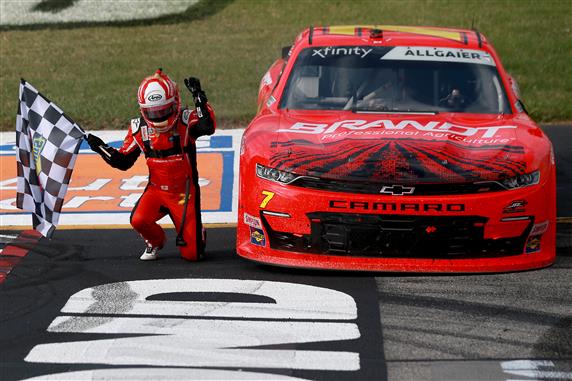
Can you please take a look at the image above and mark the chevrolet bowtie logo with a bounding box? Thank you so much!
[380,185,415,195]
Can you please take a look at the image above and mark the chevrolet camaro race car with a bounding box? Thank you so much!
[236,25,556,272]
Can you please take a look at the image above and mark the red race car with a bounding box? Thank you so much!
[237,25,556,272]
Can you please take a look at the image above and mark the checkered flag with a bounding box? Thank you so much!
[16,79,85,238]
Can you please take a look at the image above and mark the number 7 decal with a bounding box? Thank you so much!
[260,191,275,208]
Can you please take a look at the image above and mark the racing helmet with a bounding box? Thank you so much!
[137,69,181,132]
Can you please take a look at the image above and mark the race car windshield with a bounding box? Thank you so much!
[280,46,512,114]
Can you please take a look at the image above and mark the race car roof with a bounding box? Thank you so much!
[297,25,489,50]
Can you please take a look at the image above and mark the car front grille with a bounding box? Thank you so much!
[290,177,506,195]
[263,213,531,258]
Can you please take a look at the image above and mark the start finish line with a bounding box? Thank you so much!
[0,130,243,227]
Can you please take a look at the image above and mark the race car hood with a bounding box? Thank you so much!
[257,110,550,184]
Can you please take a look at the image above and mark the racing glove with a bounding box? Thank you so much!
[184,77,208,105]
[86,133,107,153]
[86,133,139,171]
[184,77,214,137]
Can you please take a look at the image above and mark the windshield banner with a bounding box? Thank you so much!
[381,46,495,66]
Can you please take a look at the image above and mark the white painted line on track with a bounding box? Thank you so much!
[23,368,310,381]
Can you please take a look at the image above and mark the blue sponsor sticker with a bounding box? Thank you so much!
[250,227,266,247]
[525,236,541,254]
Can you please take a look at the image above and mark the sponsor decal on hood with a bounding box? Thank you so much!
[269,116,527,184]
[277,119,517,144]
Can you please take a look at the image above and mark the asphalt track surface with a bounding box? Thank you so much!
[1,125,571,381]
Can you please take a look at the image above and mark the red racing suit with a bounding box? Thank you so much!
[97,106,216,260]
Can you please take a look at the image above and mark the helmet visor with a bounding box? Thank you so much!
[142,102,177,123]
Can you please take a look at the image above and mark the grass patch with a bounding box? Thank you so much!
[1,0,570,131]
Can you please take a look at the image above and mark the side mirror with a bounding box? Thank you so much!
[281,46,292,60]
[507,74,521,99]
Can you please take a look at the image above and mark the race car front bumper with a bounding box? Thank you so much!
[236,168,556,273]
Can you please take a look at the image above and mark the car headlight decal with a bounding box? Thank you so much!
[256,163,298,184]
[500,170,540,190]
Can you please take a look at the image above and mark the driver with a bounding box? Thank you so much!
[440,88,466,110]
[86,69,216,261]
[361,68,398,110]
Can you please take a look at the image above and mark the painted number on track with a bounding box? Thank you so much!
[24,278,360,380]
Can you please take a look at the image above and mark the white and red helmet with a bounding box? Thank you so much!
[137,69,181,132]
